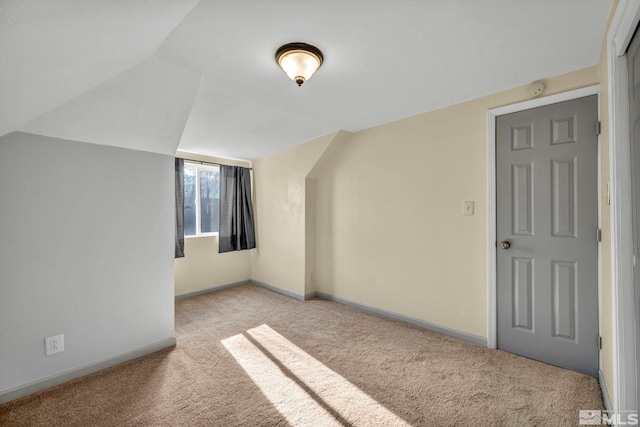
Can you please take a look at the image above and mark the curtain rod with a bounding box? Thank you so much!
[181,157,252,171]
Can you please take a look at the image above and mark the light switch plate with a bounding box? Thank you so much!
[463,201,474,216]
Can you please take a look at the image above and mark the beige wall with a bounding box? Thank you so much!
[174,151,252,296]
[250,132,341,296]
[175,236,252,296]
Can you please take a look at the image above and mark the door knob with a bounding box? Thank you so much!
[500,241,511,249]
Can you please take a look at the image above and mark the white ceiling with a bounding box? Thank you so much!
[1,0,613,160]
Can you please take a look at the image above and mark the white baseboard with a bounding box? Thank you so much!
[0,337,176,405]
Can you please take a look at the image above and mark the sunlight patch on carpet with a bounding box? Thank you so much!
[221,333,342,426]
[224,324,411,426]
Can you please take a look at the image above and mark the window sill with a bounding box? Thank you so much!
[185,233,219,239]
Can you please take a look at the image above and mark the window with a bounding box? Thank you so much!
[184,163,220,237]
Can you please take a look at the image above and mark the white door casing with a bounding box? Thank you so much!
[607,0,640,413]
[487,85,600,352]
[495,95,599,376]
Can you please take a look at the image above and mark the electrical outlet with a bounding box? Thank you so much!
[45,334,64,356]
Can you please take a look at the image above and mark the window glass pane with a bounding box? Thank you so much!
[183,165,197,236]
[200,168,219,233]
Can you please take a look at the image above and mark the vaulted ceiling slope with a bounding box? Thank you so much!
[1,1,613,160]
[0,0,200,155]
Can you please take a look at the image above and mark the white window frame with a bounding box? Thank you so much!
[184,162,220,238]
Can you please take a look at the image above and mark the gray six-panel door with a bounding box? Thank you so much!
[496,95,599,377]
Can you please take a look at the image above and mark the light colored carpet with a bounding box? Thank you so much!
[0,284,604,426]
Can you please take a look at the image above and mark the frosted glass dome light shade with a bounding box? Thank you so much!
[276,43,324,86]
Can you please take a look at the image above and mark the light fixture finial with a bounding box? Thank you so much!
[276,42,324,87]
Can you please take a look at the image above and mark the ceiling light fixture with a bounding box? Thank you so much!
[275,42,324,87]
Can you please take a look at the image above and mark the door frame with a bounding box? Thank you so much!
[487,91,602,375]
[607,0,640,413]
[486,85,601,349]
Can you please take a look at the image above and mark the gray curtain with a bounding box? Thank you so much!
[175,158,185,258]
[219,165,255,253]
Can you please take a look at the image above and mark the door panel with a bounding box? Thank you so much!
[551,157,577,237]
[496,95,598,376]
[512,257,533,331]
[551,260,576,341]
[513,163,533,236]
